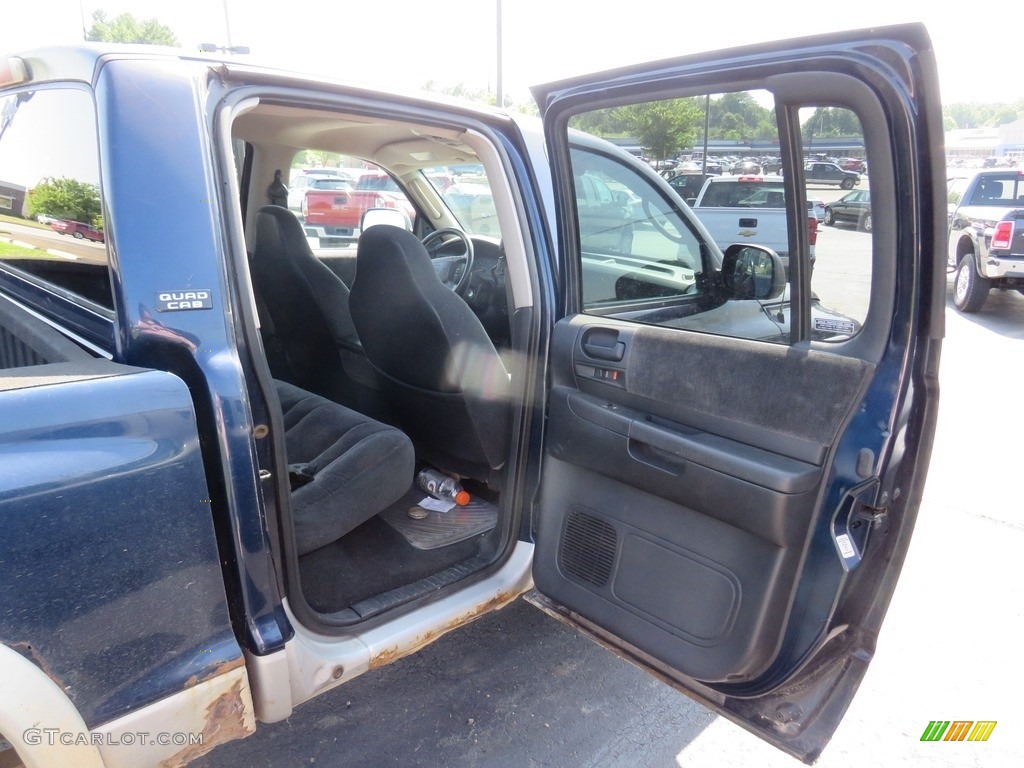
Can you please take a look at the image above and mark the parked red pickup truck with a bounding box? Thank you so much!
[301,171,416,246]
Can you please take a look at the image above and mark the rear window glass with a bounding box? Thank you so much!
[700,180,786,207]
[967,175,1024,205]
[357,175,402,192]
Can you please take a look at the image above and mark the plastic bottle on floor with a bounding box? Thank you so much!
[416,468,471,506]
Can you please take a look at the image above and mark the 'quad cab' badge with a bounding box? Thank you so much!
[156,289,213,311]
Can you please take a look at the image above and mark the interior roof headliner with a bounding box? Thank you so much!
[232,102,482,170]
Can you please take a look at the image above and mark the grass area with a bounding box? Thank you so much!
[0,240,61,260]
[0,213,49,230]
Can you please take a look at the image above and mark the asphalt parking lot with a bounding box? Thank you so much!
[192,200,1024,768]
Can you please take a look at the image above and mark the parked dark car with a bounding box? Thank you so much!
[805,161,860,189]
[731,159,762,175]
[824,189,872,231]
[667,173,714,203]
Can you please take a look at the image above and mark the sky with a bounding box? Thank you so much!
[2,1,1022,107]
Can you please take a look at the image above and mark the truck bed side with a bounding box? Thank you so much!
[0,295,247,728]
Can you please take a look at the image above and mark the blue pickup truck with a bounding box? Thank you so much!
[0,26,946,768]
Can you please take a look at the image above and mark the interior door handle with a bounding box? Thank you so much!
[583,340,625,361]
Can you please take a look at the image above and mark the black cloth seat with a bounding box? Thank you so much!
[251,206,364,406]
[275,379,414,555]
[348,225,511,484]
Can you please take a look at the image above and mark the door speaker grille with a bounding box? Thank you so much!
[559,509,617,587]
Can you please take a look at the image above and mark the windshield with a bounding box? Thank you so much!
[424,165,501,238]
[569,144,710,308]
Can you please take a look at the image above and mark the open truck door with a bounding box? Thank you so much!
[528,24,945,763]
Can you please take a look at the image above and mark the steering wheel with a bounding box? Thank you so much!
[422,228,474,294]
[642,198,686,243]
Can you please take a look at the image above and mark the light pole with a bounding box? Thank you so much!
[223,0,234,49]
[702,94,711,175]
[201,1,249,55]
[496,0,503,109]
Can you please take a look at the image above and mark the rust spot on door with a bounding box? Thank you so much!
[370,591,519,669]
[158,679,254,768]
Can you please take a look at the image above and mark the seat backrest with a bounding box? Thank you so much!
[978,180,1004,202]
[251,205,357,397]
[349,225,511,481]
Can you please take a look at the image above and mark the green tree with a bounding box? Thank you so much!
[990,106,1020,127]
[707,93,777,141]
[291,150,345,169]
[612,98,703,160]
[27,178,103,228]
[569,107,631,137]
[87,10,179,46]
[801,107,862,138]
[942,100,1024,129]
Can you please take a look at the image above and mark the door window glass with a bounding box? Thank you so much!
[802,107,872,331]
[566,91,875,344]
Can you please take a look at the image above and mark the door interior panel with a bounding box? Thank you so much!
[547,390,820,547]
[534,316,872,683]
[555,317,873,463]
[621,325,870,446]
[537,457,801,682]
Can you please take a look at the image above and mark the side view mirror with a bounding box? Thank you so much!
[360,207,412,233]
[720,244,786,301]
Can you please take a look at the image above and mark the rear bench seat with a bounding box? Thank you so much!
[275,379,414,555]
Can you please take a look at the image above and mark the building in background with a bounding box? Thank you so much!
[0,180,26,217]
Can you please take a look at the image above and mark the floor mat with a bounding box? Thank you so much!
[380,487,498,550]
[298,516,483,613]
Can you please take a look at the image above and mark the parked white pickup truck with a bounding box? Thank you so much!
[690,175,816,269]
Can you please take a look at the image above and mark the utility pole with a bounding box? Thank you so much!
[702,94,710,174]
[223,0,234,49]
[200,0,249,56]
[496,0,503,109]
